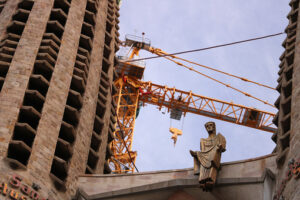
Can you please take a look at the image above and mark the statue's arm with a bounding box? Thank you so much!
[217,133,226,152]
[200,139,204,152]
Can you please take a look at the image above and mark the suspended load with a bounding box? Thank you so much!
[169,127,183,146]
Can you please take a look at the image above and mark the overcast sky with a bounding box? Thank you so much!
[118,0,289,172]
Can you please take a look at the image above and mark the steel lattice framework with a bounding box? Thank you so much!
[109,74,276,173]
[139,81,276,133]
[109,77,139,173]
[108,35,277,174]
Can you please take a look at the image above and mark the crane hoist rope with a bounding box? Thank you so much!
[121,36,276,108]
[143,49,275,108]
[149,48,275,90]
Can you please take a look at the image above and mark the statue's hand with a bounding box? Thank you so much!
[217,144,222,149]
[217,144,226,152]
[190,150,197,157]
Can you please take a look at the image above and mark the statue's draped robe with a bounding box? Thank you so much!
[193,133,226,183]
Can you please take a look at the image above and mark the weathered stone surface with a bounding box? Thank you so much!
[0,0,19,40]
[0,0,118,199]
[273,1,300,200]
[75,154,277,200]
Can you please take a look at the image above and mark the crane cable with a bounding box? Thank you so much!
[153,51,275,108]
[125,32,284,63]
[152,49,275,90]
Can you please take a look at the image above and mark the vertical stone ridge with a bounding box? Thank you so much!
[85,0,110,174]
[0,0,119,199]
[0,0,19,41]
[49,0,102,188]
[30,0,74,189]
[273,0,300,199]
[85,0,119,174]
[63,0,110,192]
[0,0,35,93]
[103,0,120,174]
[0,0,7,14]
[6,0,73,171]
[273,0,298,167]
[23,0,88,198]
[1,0,36,167]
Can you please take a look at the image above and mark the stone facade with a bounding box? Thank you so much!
[74,154,278,200]
[273,0,300,199]
[0,0,119,199]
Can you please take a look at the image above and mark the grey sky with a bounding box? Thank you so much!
[118,1,289,172]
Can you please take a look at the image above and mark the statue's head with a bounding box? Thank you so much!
[205,121,216,135]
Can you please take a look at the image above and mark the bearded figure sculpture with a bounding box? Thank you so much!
[190,121,226,190]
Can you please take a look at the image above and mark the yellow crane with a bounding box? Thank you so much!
[109,34,277,174]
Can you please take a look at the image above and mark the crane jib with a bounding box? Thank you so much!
[140,97,276,133]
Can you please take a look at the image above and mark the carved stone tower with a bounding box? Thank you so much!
[273,0,300,199]
[0,0,119,199]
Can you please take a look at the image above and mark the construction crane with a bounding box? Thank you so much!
[109,34,277,174]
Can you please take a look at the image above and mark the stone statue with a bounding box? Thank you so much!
[190,121,226,191]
